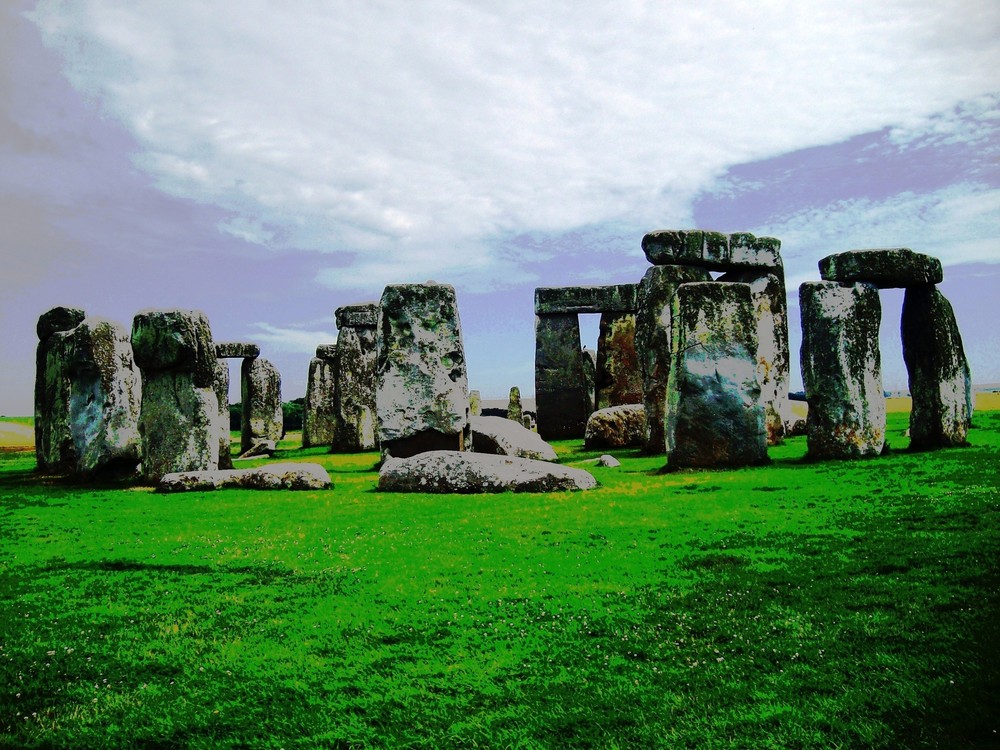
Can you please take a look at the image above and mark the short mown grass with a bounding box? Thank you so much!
[1,412,998,748]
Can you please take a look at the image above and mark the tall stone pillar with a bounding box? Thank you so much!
[665,282,767,470]
[241,358,283,453]
[35,307,86,471]
[302,344,338,448]
[333,303,379,452]
[901,286,972,449]
[211,358,233,469]
[799,281,885,459]
[131,309,219,481]
[376,282,470,458]
[535,313,590,440]
[595,312,641,410]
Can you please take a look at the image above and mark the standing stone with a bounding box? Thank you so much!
[595,312,642,410]
[212,358,233,469]
[35,314,141,474]
[34,307,86,470]
[507,386,523,423]
[131,309,219,482]
[535,314,591,439]
[635,265,710,454]
[719,269,790,445]
[332,303,379,452]
[241,358,283,453]
[376,282,470,458]
[302,345,338,448]
[665,282,767,470]
[470,390,482,417]
[799,282,885,459]
[582,347,597,414]
[901,286,972,449]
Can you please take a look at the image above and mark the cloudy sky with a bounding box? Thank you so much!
[2,0,998,415]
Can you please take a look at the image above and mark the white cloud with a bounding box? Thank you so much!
[246,322,336,355]
[28,0,1000,291]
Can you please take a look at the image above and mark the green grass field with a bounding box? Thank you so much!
[2,413,998,748]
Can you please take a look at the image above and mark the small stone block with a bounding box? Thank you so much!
[335,302,379,329]
[216,342,261,359]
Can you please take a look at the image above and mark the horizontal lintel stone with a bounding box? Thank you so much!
[215,342,260,359]
[818,248,943,288]
[534,284,638,315]
[315,343,338,360]
[335,302,379,329]
[641,230,782,270]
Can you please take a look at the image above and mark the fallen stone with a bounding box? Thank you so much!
[642,230,782,270]
[215,342,260,360]
[378,451,597,493]
[237,440,276,459]
[471,415,557,461]
[158,462,332,492]
[598,454,621,468]
[818,248,943,288]
[584,404,647,449]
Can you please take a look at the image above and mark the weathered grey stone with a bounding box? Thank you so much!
[237,439,276,459]
[799,281,885,459]
[215,342,260,360]
[333,323,378,452]
[635,264,711,454]
[302,355,338,448]
[534,285,638,315]
[507,386,523,422]
[901,286,972,449]
[818,248,943,288]
[241,358,283,453]
[595,312,641,410]
[378,451,597,493]
[158,462,332,492]
[598,454,621,468]
[470,415,558,461]
[35,315,141,474]
[335,302,379,329]
[585,404,647,449]
[582,347,597,414]
[132,310,219,482]
[36,306,86,341]
[642,230,782,270]
[376,283,470,458]
[665,282,768,469]
[316,343,338,360]
[469,390,482,417]
[535,314,591,439]
[718,269,790,445]
[212,358,233,469]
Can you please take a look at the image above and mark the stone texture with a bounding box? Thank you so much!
[35,315,141,474]
[799,281,885,459]
[535,314,591,439]
[241,358,283,453]
[36,306,86,341]
[642,230,782,270]
[132,309,219,482]
[302,354,338,448]
[595,312,642,410]
[469,390,482,417]
[901,286,972,449]
[597,454,621,467]
[316,343,338,360]
[718,269,790,445]
[470,415,558,461]
[333,321,378,452]
[158,462,332,492]
[818,248,943,288]
[378,451,597,493]
[215,342,260,360]
[376,283,470,458]
[534,285,638,315]
[212,358,233,469]
[507,386,523,422]
[584,404,647,449]
[665,282,768,469]
[335,302,379,329]
[635,265,710,454]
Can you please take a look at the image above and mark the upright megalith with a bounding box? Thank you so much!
[211,358,233,469]
[131,309,219,482]
[241,358,283,453]
[35,310,141,474]
[901,286,972,449]
[332,303,379,452]
[595,312,641,409]
[665,282,767,470]
[507,386,523,423]
[302,344,338,448]
[635,265,710,454]
[376,282,470,458]
[799,282,885,459]
[535,313,590,439]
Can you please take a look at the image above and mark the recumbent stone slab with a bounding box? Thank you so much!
[378,451,597,493]
[158,462,332,492]
[470,415,557,461]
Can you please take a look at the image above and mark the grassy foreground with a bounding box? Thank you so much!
[1,413,998,749]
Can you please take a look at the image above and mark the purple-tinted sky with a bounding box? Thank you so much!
[2,0,999,415]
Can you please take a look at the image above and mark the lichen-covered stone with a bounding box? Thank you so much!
[241,358,283,453]
[799,281,885,459]
[335,302,379,329]
[507,386,523,422]
[316,343,338,360]
[534,285,638,315]
[818,248,943,288]
[535,314,591,439]
[642,230,782,270]
[132,309,216,388]
[584,404,647,449]
[158,462,332,492]
[215,342,260,360]
[302,354,338,448]
[212,357,233,469]
[901,286,972,449]
[333,323,378,452]
[665,282,768,469]
[470,390,482,417]
[378,451,597,493]
[376,283,470,458]
[471,415,557,461]
[635,264,710,454]
[595,312,642,410]
[36,306,86,341]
